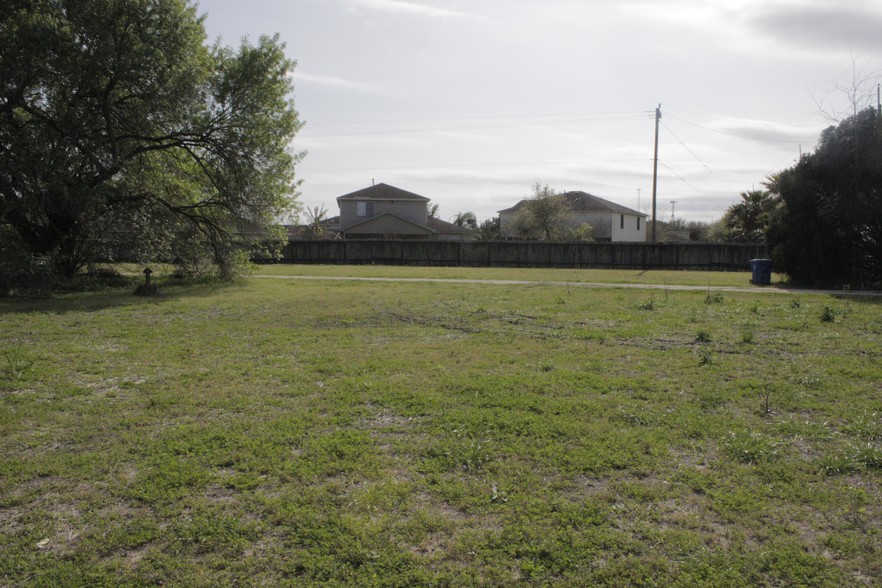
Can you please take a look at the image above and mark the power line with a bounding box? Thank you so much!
[664,112,818,144]
[661,120,733,194]
[664,104,823,129]
[305,110,654,127]
[301,111,654,138]
[659,161,705,197]
[301,157,651,174]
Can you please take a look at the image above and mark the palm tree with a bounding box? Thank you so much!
[305,205,329,238]
[451,211,477,229]
[723,190,779,243]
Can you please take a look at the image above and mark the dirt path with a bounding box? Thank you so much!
[254,275,880,297]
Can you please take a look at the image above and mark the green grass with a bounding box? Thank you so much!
[251,263,785,288]
[1,267,880,586]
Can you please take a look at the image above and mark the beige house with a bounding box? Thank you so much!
[499,191,647,242]
[336,183,471,240]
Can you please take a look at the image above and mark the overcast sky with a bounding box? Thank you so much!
[196,0,882,224]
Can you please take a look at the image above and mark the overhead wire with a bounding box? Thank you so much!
[302,111,654,138]
[302,156,651,174]
[664,111,819,144]
[305,110,654,127]
[300,105,809,199]
[659,161,705,197]
[660,120,734,194]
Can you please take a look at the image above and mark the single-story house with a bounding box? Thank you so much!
[336,183,471,241]
[498,191,647,242]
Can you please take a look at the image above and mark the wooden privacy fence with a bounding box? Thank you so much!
[272,240,769,271]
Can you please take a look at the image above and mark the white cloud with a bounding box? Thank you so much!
[345,0,473,19]
[706,118,823,144]
[292,71,380,93]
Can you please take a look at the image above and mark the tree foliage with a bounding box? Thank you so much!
[303,205,330,239]
[510,183,573,240]
[721,190,779,243]
[474,216,500,241]
[0,0,302,285]
[451,211,477,229]
[767,107,882,285]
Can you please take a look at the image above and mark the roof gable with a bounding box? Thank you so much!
[427,216,472,235]
[337,183,430,202]
[561,191,644,216]
[342,212,434,235]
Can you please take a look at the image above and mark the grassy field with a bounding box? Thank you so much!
[1,266,881,586]
[251,264,782,288]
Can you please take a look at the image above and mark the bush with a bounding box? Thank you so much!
[0,228,56,296]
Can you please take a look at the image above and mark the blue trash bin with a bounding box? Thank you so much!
[750,259,773,285]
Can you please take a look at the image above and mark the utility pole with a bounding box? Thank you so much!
[670,200,677,221]
[651,104,661,242]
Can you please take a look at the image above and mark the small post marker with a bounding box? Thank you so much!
[134,267,158,296]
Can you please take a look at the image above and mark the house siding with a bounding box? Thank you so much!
[340,199,427,231]
[611,214,645,242]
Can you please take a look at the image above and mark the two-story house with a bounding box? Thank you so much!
[498,191,647,242]
[336,183,470,240]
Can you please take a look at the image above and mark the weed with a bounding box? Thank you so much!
[759,384,775,416]
[1,348,36,381]
[617,408,652,426]
[722,430,778,464]
[490,484,509,503]
[697,347,714,366]
[789,299,801,309]
[817,443,882,475]
[705,290,723,304]
[638,296,655,311]
[739,324,755,344]
[695,330,712,343]
[775,417,833,440]
[842,412,882,441]
[851,443,882,470]
[820,306,836,322]
[815,451,858,476]
[792,371,822,390]
[430,427,495,472]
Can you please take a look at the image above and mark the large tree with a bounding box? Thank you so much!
[766,107,882,285]
[474,216,500,241]
[510,183,573,240]
[0,0,302,281]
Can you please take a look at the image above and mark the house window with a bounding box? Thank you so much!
[637,217,641,230]
[357,201,374,217]
[620,214,625,229]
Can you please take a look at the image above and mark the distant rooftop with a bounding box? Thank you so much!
[337,183,430,202]
[499,191,644,217]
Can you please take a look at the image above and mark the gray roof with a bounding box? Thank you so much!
[498,191,645,217]
[427,216,472,235]
[337,183,430,202]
